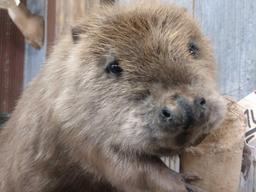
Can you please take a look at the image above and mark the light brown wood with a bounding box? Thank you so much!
[55,0,101,40]
[181,98,245,192]
[0,0,15,9]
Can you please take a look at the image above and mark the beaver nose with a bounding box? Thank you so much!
[160,107,173,120]
[158,97,207,130]
[159,97,195,129]
[195,97,206,109]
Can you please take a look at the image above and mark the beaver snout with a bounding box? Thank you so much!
[159,96,207,130]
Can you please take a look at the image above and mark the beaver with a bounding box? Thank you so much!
[0,2,226,192]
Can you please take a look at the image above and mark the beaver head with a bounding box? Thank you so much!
[55,3,226,156]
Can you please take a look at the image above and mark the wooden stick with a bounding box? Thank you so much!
[0,0,44,49]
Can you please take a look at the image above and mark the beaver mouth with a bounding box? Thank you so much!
[148,118,212,155]
[147,123,210,155]
[191,133,209,146]
[152,96,212,135]
[176,128,209,145]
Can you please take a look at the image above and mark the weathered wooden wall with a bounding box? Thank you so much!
[55,0,99,39]
[0,7,25,113]
[55,0,115,40]
[195,1,256,100]
[54,0,114,40]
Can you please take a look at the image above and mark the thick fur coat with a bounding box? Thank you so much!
[0,3,225,192]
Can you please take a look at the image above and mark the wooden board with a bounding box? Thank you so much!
[0,8,24,113]
[195,0,256,100]
[55,0,100,40]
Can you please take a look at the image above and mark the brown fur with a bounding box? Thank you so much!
[0,3,225,192]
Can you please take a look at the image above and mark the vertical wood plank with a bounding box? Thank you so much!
[46,0,56,55]
[55,0,100,40]
[195,0,256,100]
[0,8,24,113]
[119,0,193,12]
[161,0,193,12]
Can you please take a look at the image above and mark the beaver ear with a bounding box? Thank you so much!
[71,26,83,43]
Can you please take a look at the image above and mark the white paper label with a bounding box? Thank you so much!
[239,91,256,148]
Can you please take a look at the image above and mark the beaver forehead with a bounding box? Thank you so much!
[97,6,202,49]
[96,10,203,82]
[83,5,213,84]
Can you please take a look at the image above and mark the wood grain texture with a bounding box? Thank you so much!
[55,0,100,40]
[119,0,193,11]
[0,8,24,113]
[161,0,193,11]
[195,0,256,100]
[46,0,56,55]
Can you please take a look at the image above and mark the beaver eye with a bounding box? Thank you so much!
[105,60,123,75]
[188,42,199,57]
